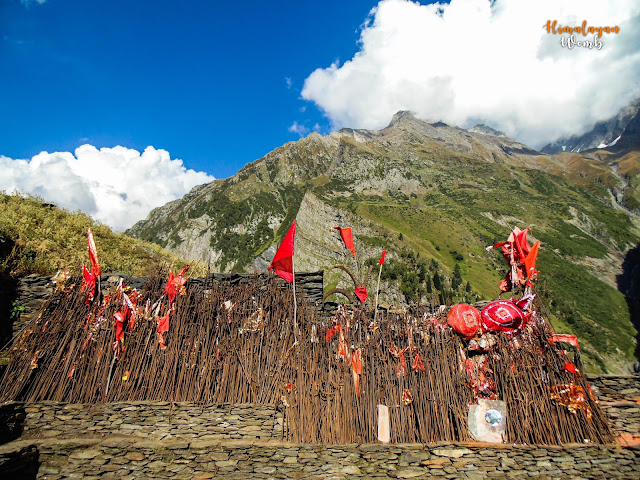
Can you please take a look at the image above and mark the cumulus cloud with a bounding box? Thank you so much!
[288,121,310,136]
[302,0,640,148]
[0,145,214,232]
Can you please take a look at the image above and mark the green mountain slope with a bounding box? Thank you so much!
[127,112,640,373]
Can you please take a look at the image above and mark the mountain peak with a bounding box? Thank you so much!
[387,110,420,128]
[541,98,640,154]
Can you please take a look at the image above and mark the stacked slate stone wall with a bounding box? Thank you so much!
[7,275,53,341]
[1,436,638,479]
[589,375,640,443]
[0,385,638,479]
[10,402,283,442]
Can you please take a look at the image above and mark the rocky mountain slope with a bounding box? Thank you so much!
[128,111,640,373]
[542,99,640,154]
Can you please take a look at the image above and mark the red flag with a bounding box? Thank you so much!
[269,220,296,283]
[332,226,356,259]
[87,228,101,276]
[378,250,387,265]
[81,229,101,305]
[351,349,362,396]
[525,240,540,279]
[157,314,169,350]
[164,265,190,305]
[354,286,368,303]
[549,334,580,350]
[396,352,407,377]
[81,265,96,294]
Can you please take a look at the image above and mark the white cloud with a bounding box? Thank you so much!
[288,121,310,136]
[302,0,640,148]
[285,77,293,89]
[0,145,214,232]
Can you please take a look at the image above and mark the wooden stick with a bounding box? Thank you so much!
[292,256,298,339]
[373,263,383,323]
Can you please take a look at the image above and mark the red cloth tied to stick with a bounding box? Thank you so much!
[351,349,362,396]
[489,227,540,292]
[549,334,580,350]
[465,357,497,399]
[332,226,356,259]
[354,286,368,303]
[326,325,340,342]
[81,229,102,305]
[268,220,296,283]
[411,353,425,372]
[87,228,101,276]
[113,309,128,353]
[157,314,170,350]
[164,265,190,305]
[396,352,407,377]
[81,266,97,306]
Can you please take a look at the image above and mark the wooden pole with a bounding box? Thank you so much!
[373,263,383,323]
[292,256,298,339]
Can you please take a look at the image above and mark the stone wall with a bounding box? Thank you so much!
[1,437,638,479]
[589,375,640,444]
[15,402,284,442]
[0,376,639,479]
[12,274,54,339]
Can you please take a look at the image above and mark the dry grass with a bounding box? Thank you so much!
[0,193,206,276]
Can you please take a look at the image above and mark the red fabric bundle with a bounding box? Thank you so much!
[164,265,190,305]
[447,304,483,340]
[481,300,525,333]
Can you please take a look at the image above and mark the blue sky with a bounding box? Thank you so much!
[1,0,382,178]
[1,0,638,231]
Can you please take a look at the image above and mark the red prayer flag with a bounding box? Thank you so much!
[351,349,362,396]
[379,250,387,265]
[114,310,126,343]
[525,240,540,279]
[549,334,580,350]
[269,220,296,283]
[157,314,170,350]
[87,228,101,276]
[332,226,356,259]
[164,265,190,305]
[81,229,101,305]
[354,286,368,303]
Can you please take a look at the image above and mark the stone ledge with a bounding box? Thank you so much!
[2,435,639,480]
